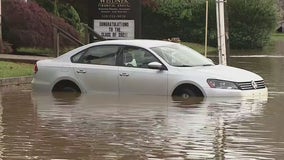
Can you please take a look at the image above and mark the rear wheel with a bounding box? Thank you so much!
[52,80,81,93]
[60,86,79,92]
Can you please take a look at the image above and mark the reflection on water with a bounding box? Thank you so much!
[2,85,284,159]
[1,51,284,159]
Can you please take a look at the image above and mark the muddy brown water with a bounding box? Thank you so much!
[0,51,284,159]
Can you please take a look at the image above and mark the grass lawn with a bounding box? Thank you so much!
[0,61,34,78]
[271,33,284,42]
[16,47,52,56]
[182,42,218,55]
[16,47,76,57]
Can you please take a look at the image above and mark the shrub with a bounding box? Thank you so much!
[58,3,82,30]
[34,0,83,31]
[142,6,178,39]
[142,0,217,46]
[32,0,54,13]
[228,0,278,49]
[142,0,278,49]
[2,0,80,49]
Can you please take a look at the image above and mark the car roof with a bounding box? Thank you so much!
[91,39,176,48]
[56,39,178,62]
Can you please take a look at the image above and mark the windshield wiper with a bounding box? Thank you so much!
[174,64,214,67]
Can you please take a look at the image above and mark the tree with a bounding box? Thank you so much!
[142,0,216,44]
[142,0,278,49]
[228,0,278,49]
[2,0,79,48]
[34,0,82,31]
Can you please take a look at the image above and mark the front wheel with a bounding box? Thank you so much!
[172,85,204,103]
[176,88,197,100]
[179,88,197,100]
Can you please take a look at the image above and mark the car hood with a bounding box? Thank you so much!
[177,65,263,82]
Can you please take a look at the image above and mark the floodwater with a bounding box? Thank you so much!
[0,47,284,159]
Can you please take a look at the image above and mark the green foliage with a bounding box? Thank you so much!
[180,0,217,45]
[34,0,82,31]
[228,0,278,49]
[33,0,54,12]
[182,42,217,55]
[142,0,217,46]
[142,0,278,49]
[16,47,52,56]
[142,6,178,39]
[54,0,60,16]
[155,0,194,20]
[58,3,82,31]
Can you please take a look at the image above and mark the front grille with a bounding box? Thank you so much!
[236,80,266,90]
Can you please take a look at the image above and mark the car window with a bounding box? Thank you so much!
[71,50,86,63]
[121,47,159,69]
[71,45,120,66]
[151,44,214,67]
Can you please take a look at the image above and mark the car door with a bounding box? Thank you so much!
[118,46,168,96]
[71,45,120,94]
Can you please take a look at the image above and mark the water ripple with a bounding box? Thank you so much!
[0,84,284,159]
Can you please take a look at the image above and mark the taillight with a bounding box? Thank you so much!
[34,63,38,74]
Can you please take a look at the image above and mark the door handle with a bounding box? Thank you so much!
[120,73,129,77]
[76,70,86,74]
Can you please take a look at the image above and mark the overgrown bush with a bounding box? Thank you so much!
[2,0,80,49]
[142,0,278,49]
[58,3,82,30]
[142,7,178,39]
[142,0,217,46]
[179,0,217,46]
[228,0,277,49]
[32,0,54,13]
[34,0,83,31]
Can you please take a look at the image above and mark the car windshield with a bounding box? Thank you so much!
[151,44,214,67]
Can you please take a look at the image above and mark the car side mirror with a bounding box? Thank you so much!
[148,62,165,70]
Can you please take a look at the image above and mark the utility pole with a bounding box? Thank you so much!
[0,0,4,54]
[216,0,228,65]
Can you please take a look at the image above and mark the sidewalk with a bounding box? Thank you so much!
[0,54,52,64]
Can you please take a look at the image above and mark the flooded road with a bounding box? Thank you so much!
[1,53,284,159]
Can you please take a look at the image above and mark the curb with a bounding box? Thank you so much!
[0,76,33,87]
[0,58,37,64]
[0,54,52,64]
[0,57,39,64]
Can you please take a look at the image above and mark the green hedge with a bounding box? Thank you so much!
[142,0,278,49]
[142,0,217,46]
[228,0,277,49]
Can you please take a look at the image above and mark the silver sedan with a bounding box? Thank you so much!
[32,40,268,99]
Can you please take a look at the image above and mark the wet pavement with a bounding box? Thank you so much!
[1,51,284,159]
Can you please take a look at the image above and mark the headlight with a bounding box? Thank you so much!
[207,79,239,90]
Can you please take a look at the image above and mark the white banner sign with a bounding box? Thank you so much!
[94,19,135,39]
